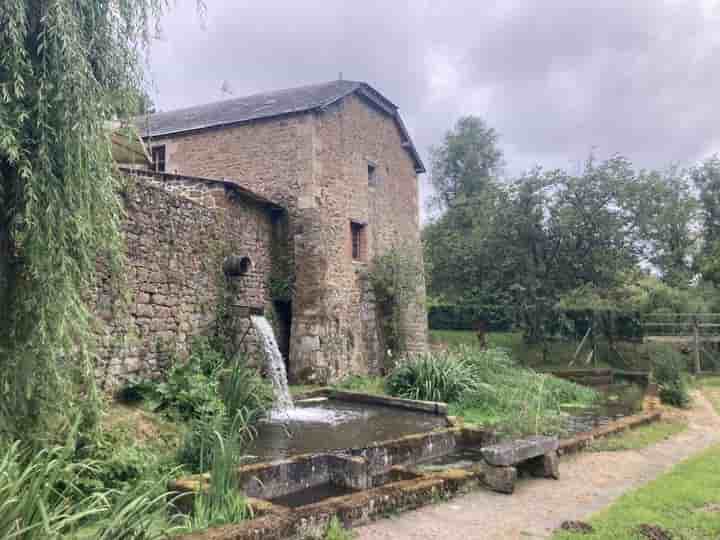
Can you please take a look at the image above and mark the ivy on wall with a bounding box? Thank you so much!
[368,245,423,361]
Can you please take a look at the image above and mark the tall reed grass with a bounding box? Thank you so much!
[386,351,488,402]
[0,440,175,540]
[387,346,598,436]
[177,417,252,532]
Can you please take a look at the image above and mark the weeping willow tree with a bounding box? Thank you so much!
[0,0,189,444]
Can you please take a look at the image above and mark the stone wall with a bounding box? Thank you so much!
[93,173,276,387]
[144,94,427,382]
[145,115,325,382]
[314,95,428,376]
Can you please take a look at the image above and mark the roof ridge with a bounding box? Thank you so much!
[139,79,359,121]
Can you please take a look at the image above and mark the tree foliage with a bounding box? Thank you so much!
[424,116,713,343]
[0,0,178,444]
[428,116,503,212]
[693,156,720,282]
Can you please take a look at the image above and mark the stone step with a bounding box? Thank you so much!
[481,435,559,467]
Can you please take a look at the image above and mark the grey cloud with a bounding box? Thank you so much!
[150,1,428,113]
[456,0,720,168]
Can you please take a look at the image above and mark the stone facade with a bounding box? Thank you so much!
[142,84,427,382]
[93,171,279,386]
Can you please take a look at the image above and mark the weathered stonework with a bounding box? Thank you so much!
[93,171,280,387]
[144,87,428,382]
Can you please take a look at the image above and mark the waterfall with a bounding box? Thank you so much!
[251,315,294,411]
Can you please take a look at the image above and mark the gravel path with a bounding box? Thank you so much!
[355,391,720,540]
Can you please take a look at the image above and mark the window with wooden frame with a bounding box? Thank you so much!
[350,221,367,261]
[151,145,166,172]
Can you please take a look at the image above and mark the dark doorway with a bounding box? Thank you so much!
[274,300,292,373]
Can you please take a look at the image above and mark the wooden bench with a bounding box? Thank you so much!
[480,435,559,494]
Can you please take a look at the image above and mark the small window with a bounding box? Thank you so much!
[367,162,377,186]
[151,145,166,172]
[351,221,366,261]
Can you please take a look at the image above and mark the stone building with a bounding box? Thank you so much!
[104,80,427,385]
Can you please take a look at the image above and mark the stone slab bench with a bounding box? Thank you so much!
[480,435,559,494]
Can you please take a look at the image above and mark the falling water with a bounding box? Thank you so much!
[251,315,294,411]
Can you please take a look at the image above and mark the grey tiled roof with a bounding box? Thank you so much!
[136,80,425,172]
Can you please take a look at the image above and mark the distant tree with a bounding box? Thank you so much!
[548,156,640,292]
[425,143,649,343]
[424,115,505,303]
[494,170,557,343]
[692,156,720,283]
[428,116,503,211]
[499,156,642,342]
[424,115,714,348]
[630,167,697,286]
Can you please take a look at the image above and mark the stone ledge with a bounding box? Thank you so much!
[292,387,332,401]
[327,389,449,416]
[170,469,480,540]
[558,410,663,456]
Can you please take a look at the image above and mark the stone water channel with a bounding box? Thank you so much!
[561,382,645,435]
[250,315,645,461]
[248,314,449,460]
[171,325,655,539]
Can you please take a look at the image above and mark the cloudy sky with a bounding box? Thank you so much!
[146,0,720,213]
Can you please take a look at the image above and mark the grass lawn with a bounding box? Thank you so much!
[448,404,501,427]
[553,444,720,540]
[430,330,595,369]
[429,330,653,371]
[586,419,688,452]
[430,329,530,351]
[698,375,720,415]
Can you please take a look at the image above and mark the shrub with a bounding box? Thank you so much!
[75,443,155,498]
[651,346,690,408]
[323,516,355,540]
[154,339,226,421]
[386,351,484,402]
[177,413,225,473]
[178,365,269,473]
[150,339,272,426]
[427,303,512,332]
[368,246,423,355]
[387,346,598,436]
